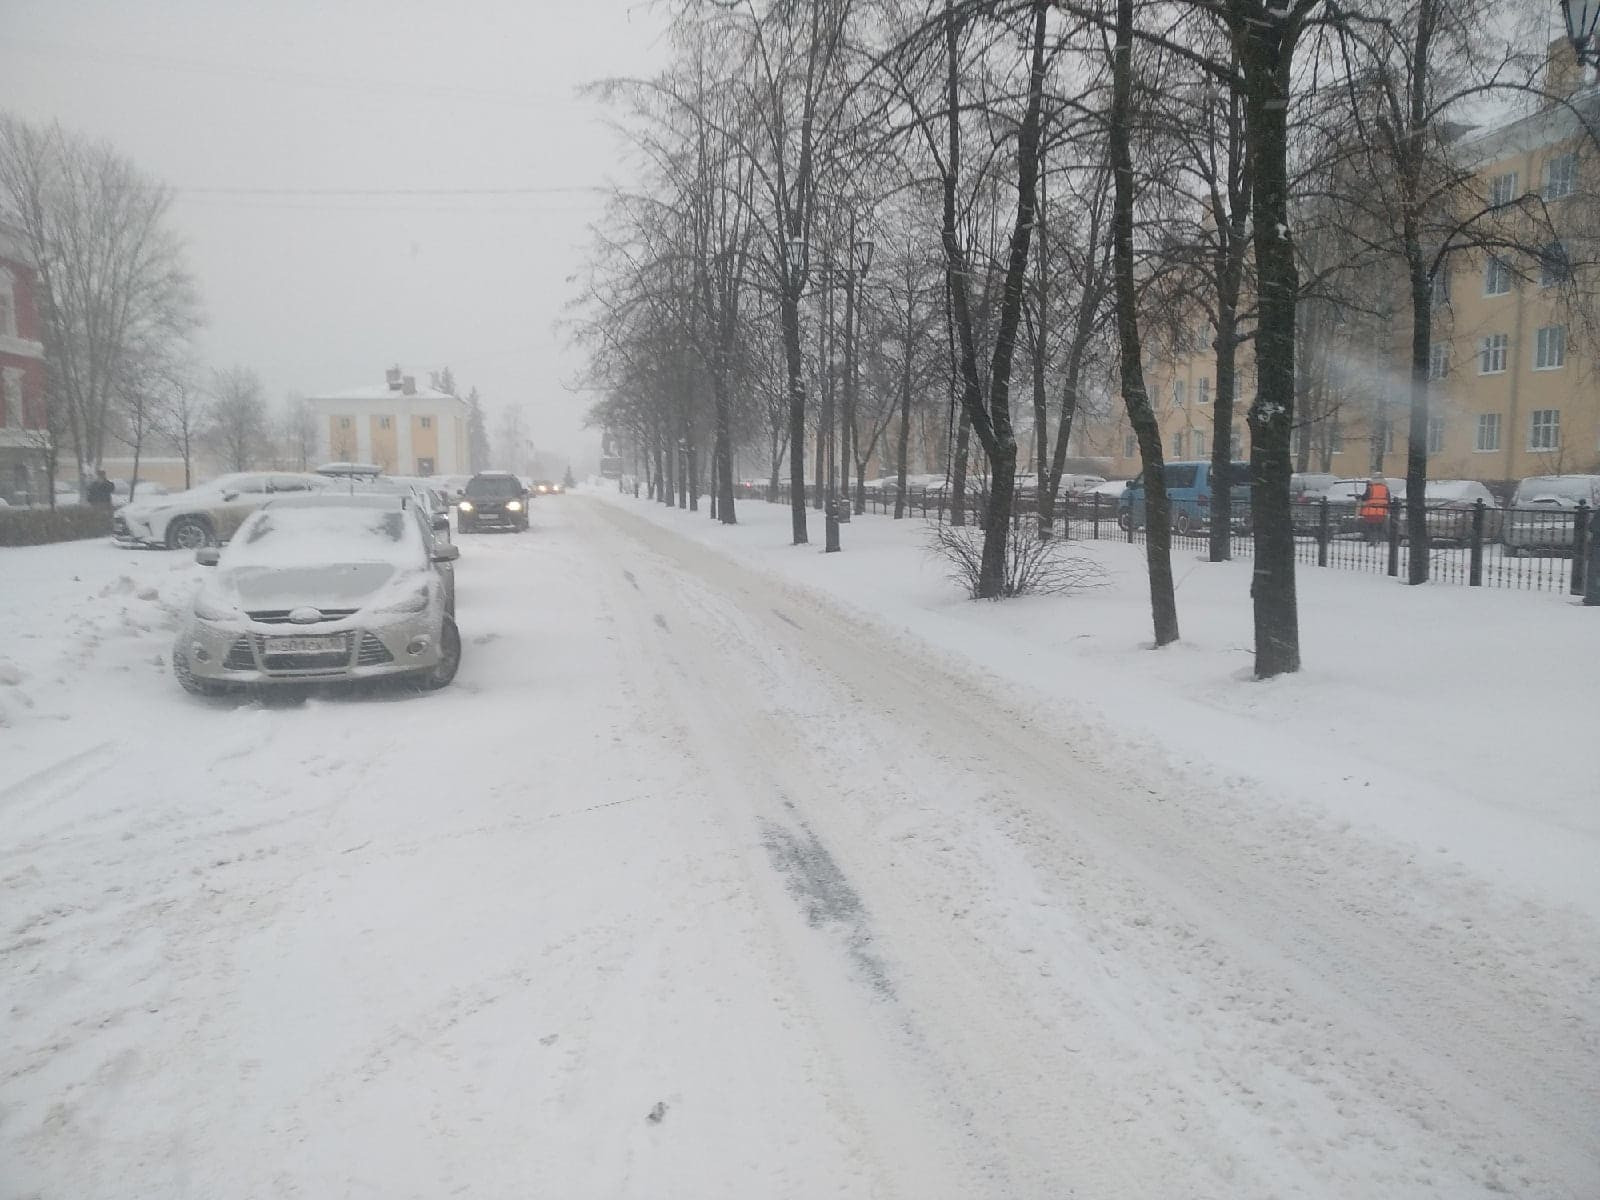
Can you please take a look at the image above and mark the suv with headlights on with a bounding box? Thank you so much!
[457,471,530,533]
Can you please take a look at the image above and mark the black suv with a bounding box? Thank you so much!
[457,472,531,533]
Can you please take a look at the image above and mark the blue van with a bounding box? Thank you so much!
[1118,460,1252,535]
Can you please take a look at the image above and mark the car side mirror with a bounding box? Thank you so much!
[195,548,220,566]
[432,514,450,532]
[221,491,239,502]
[431,543,460,563]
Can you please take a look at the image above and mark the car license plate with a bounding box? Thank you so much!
[265,634,345,655]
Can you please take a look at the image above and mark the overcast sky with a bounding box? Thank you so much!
[2,0,670,468]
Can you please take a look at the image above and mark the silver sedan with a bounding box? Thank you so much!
[172,493,461,694]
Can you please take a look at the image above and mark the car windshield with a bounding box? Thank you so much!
[466,476,522,498]
[226,505,419,567]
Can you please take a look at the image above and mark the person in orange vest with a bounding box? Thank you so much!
[1358,471,1390,542]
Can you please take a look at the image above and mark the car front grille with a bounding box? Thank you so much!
[223,638,255,671]
[356,633,394,666]
[246,608,359,624]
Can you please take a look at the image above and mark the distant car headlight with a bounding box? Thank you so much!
[193,593,238,621]
[458,500,475,512]
[506,500,523,512]
[375,583,431,614]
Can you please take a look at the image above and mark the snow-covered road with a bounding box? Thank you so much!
[4,498,1597,1199]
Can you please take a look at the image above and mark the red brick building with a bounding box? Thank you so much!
[0,219,49,505]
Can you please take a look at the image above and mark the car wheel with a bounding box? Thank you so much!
[417,617,460,690]
[167,516,213,550]
[1504,544,1522,558]
[1117,511,1132,531]
[173,650,222,697]
[458,520,473,534]
[1173,511,1194,536]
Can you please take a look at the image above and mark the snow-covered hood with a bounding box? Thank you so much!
[121,484,214,521]
[208,562,407,615]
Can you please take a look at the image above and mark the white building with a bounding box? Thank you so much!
[306,368,471,476]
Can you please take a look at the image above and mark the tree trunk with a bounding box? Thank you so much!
[713,371,736,524]
[1238,15,1301,677]
[1210,305,1239,562]
[950,409,970,525]
[895,298,913,520]
[1405,257,1433,583]
[969,0,1049,596]
[842,273,856,517]
[1042,338,1086,540]
[1112,0,1178,645]
[783,285,809,542]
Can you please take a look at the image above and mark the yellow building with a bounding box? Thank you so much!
[308,368,471,476]
[1095,41,1600,489]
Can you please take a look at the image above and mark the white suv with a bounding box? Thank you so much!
[114,473,335,549]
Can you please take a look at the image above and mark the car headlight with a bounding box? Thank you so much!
[458,500,474,512]
[506,500,523,512]
[193,593,238,621]
[375,583,431,614]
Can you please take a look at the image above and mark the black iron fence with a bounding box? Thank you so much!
[733,482,1592,597]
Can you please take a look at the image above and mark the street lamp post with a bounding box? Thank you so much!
[842,236,874,519]
[1562,0,1600,67]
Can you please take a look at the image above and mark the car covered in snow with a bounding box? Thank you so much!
[114,472,337,549]
[1501,474,1600,556]
[1412,479,1503,544]
[172,492,460,695]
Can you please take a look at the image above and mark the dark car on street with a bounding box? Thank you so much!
[457,471,530,533]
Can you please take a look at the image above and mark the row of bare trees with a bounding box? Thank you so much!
[572,0,1600,677]
[0,113,203,499]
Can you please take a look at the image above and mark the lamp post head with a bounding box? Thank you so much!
[786,236,808,280]
[1563,0,1600,65]
[853,238,875,278]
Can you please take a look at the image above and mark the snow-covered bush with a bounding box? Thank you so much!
[928,519,1105,600]
[0,505,113,547]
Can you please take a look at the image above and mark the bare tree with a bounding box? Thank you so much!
[0,114,200,478]
[1111,0,1179,644]
[157,367,204,490]
[207,366,267,473]
[281,393,318,472]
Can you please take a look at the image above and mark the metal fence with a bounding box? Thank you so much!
[734,483,1592,597]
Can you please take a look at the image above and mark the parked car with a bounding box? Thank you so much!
[1118,460,1251,535]
[432,475,473,503]
[173,493,460,696]
[1411,479,1503,544]
[457,471,530,533]
[364,476,456,559]
[1059,473,1108,500]
[1289,472,1339,533]
[315,462,384,482]
[114,472,335,549]
[1501,474,1600,556]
